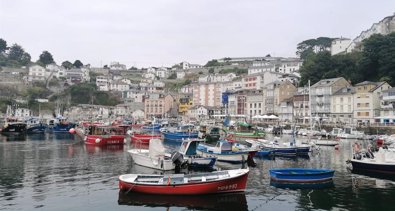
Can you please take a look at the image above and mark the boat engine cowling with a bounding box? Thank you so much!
[171,151,186,172]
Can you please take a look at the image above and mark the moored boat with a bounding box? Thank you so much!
[128,138,184,171]
[0,117,27,134]
[25,116,47,134]
[350,146,395,174]
[118,168,249,195]
[197,140,256,163]
[162,131,199,141]
[49,115,75,133]
[84,125,126,146]
[269,168,335,183]
[179,138,216,168]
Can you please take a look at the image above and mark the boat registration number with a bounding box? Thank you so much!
[107,140,120,144]
[218,184,237,191]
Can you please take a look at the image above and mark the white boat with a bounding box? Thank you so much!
[312,138,340,146]
[337,127,364,139]
[128,139,182,171]
[179,139,216,168]
[350,146,395,173]
[197,141,256,163]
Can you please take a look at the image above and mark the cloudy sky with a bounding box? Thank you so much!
[1,0,395,68]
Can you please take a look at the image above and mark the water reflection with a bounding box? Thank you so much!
[84,144,125,154]
[0,133,27,142]
[270,180,335,189]
[118,191,248,211]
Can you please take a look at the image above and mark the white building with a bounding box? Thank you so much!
[181,61,202,70]
[198,73,237,83]
[176,70,185,79]
[122,90,146,103]
[331,38,352,55]
[14,108,32,118]
[28,64,47,81]
[110,62,127,71]
[110,80,129,92]
[46,64,66,78]
[132,109,145,120]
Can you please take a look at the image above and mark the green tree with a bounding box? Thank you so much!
[38,51,55,66]
[8,44,25,61]
[61,60,73,69]
[296,37,335,59]
[208,68,215,74]
[73,60,83,68]
[7,44,31,66]
[205,59,221,67]
[0,38,8,53]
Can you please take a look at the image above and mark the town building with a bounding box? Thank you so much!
[310,77,350,120]
[144,94,174,119]
[331,38,352,55]
[353,81,391,125]
[192,82,221,107]
[293,87,310,123]
[378,87,395,124]
[264,80,297,115]
[246,89,264,117]
[331,86,355,124]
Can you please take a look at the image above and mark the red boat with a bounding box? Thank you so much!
[131,133,162,144]
[84,125,126,146]
[118,168,249,195]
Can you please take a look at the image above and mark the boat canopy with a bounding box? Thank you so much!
[149,139,166,158]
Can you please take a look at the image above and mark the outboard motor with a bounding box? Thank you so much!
[171,151,185,173]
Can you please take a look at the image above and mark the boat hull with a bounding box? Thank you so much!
[26,124,47,134]
[129,149,175,171]
[163,132,199,141]
[0,123,27,134]
[351,159,395,174]
[51,123,75,133]
[269,168,335,183]
[118,169,249,195]
[131,134,161,144]
[85,135,126,146]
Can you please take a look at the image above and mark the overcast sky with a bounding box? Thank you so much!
[1,0,395,68]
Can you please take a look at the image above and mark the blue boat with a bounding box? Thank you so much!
[142,124,161,131]
[269,168,335,183]
[48,116,75,133]
[162,131,198,141]
[25,117,47,134]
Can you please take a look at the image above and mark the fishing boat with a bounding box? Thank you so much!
[179,139,216,168]
[269,168,335,183]
[261,140,310,156]
[25,116,47,134]
[0,117,27,134]
[118,168,249,195]
[142,124,161,131]
[131,133,162,144]
[84,125,126,146]
[128,138,184,171]
[197,140,256,163]
[349,146,395,174]
[49,115,75,133]
[162,131,199,141]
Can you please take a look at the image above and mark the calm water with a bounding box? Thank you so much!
[1,133,395,211]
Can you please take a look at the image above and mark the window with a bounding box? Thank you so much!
[357,112,361,116]
[340,97,343,103]
[357,103,361,108]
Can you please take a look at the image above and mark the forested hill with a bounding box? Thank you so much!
[298,33,395,86]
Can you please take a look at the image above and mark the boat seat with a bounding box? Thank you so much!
[136,178,161,183]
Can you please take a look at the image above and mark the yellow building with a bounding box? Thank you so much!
[178,96,193,114]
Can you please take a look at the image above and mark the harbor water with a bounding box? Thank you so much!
[1,133,395,211]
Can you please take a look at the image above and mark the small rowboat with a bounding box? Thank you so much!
[269,168,334,183]
[118,168,249,195]
[131,133,162,144]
